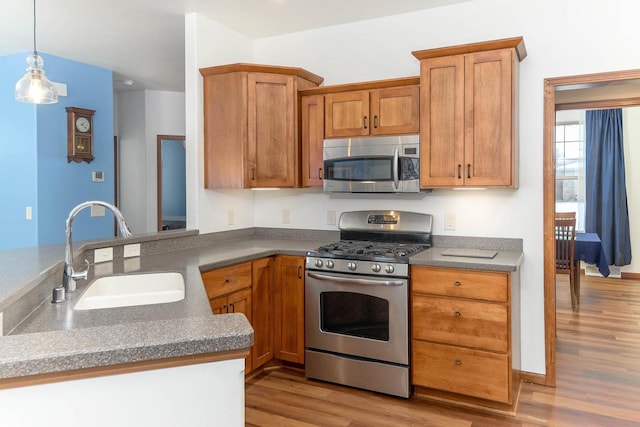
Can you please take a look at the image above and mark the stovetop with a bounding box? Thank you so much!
[308,240,430,264]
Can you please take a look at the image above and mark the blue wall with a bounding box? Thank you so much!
[0,52,115,250]
[161,139,186,219]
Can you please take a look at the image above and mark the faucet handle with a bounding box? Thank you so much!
[73,259,90,279]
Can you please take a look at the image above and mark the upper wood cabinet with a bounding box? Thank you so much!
[300,94,325,187]
[200,63,323,189]
[324,85,420,138]
[413,37,526,189]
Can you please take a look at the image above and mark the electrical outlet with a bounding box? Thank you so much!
[124,243,141,258]
[282,209,291,224]
[25,206,32,220]
[327,210,336,225]
[228,210,235,225]
[444,213,456,231]
[94,247,113,263]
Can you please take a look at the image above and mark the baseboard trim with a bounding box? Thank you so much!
[518,370,546,386]
[622,272,640,280]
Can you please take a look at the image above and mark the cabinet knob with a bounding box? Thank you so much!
[225,278,232,283]
[455,359,462,366]
[363,116,368,129]
[454,311,461,317]
[454,281,461,287]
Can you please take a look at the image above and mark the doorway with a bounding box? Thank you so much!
[543,69,640,386]
[157,135,186,231]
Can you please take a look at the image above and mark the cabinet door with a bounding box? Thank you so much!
[324,91,370,138]
[248,73,296,188]
[202,72,248,189]
[370,86,420,136]
[252,257,274,370]
[228,287,253,374]
[464,49,515,187]
[419,55,465,188]
[301,95,325,187]
[274,255,305,364]
[209,295,228,315]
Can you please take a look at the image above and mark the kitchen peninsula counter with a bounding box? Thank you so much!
[0,230,335,384]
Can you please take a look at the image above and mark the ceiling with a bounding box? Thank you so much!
[0,0,469,92]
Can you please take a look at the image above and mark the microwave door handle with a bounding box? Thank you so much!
[393,147,400,190]
[307,272,404,287]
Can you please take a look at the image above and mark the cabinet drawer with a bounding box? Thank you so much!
[412,341,511,403]
[412,295,508,352]
[201,262,252,299]
[412,266,508,302]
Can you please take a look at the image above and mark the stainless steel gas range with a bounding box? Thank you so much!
[305,210,433,398]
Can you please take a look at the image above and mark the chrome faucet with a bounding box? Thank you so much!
[53,201,132,303]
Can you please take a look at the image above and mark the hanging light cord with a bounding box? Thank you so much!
[32,0,37,55]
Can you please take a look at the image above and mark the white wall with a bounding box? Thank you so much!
[186,0,640,375]
[623,107,640,273]
[117,90,185,233]
[185,13,255,232]
[144,90,186,232]
[118,91,146,233]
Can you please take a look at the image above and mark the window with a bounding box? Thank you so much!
[555,115,586,231]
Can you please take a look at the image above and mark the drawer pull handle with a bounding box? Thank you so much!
[454,281,461,287]
[363,116,368,129]
[454,311,461,317]
[455,359,462,366]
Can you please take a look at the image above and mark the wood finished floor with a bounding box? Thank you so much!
[245,273,640,426]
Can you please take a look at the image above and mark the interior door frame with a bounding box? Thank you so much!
[543,68,640,387]
[156,134,186,232]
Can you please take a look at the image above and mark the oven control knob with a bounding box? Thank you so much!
[347,262,357,271]
[371,263,381,273]
[314,259,324,268]
[326,260,335,269]
[384,265,395,274]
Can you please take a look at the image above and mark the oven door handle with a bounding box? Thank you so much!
[393,147,400,190]
[307,272,404,287]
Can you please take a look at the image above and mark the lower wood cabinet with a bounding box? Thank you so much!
[251,257,274,370]
[274,255,305,364]
[411,265,516,406]
[201,255,305,374]
[202,262,253,372]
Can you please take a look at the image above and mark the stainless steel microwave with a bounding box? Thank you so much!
[323,135,420,193]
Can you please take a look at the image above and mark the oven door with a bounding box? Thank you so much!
[305,270,409,365]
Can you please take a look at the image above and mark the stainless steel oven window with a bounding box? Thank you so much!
[320,291,390,341]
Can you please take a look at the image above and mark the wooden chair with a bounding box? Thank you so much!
[555,217,577,309]
[555,211,576,220]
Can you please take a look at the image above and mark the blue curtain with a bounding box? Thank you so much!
[585,108,632,266]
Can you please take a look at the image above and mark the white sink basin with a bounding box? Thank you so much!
[74,272,185,310]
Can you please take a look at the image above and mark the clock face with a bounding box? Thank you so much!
[76,117,91,133]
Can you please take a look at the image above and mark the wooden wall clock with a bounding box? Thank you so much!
[66,107,96,163]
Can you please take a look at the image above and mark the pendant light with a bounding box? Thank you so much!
[14,0,58,104]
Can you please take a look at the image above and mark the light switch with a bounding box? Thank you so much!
[444,213,456,231]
